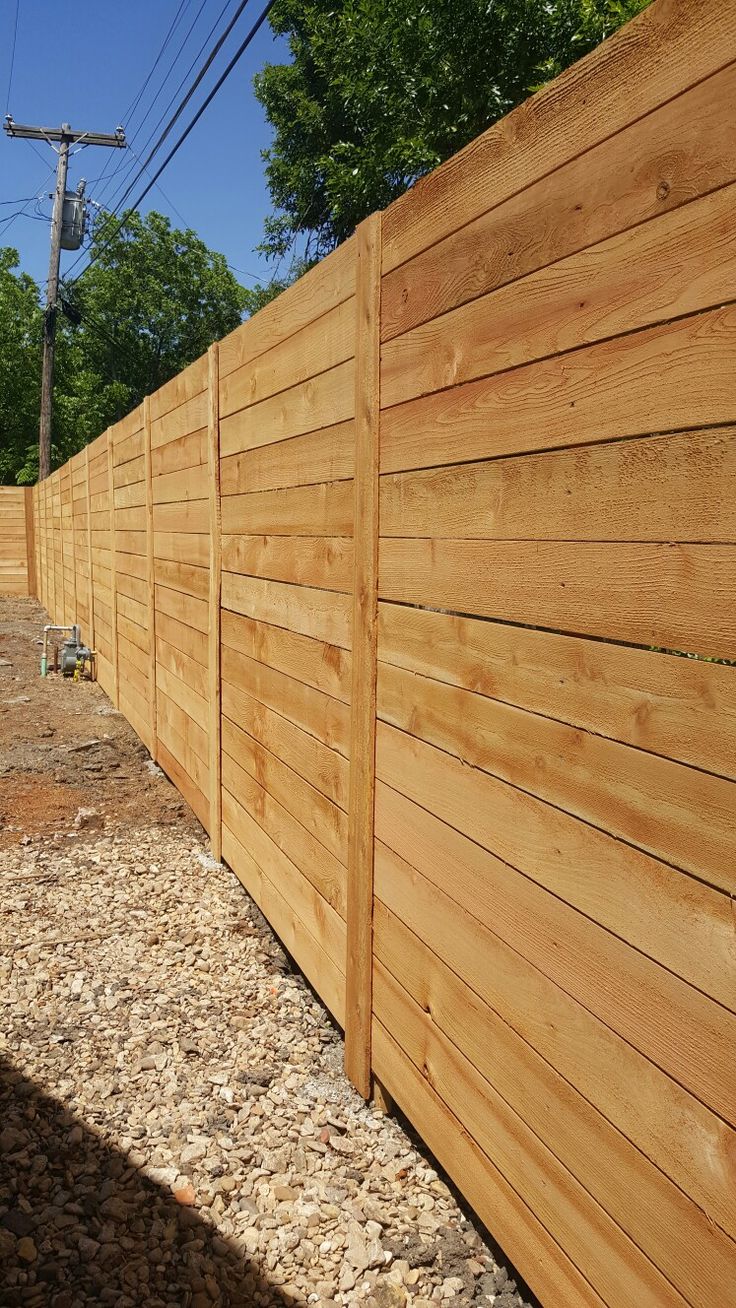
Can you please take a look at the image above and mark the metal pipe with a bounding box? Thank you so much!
[41,624,74,676]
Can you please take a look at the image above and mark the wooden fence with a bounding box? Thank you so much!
[4,1,736,1303]
[0,486,34,596]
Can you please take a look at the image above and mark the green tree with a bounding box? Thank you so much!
[64,209,247,431]
[0,214,247,484]
[254,0,650,261]
[0,248,43,484]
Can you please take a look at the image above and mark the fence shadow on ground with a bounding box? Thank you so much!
[0,1053,291,1307]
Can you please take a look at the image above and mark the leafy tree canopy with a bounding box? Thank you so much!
[254,0,649,261]
[0,212,246,483]
[0,249,43,484]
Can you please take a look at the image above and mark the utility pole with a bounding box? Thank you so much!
[3,118,126,480]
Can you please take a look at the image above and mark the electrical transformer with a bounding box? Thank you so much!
[60,191,86,250]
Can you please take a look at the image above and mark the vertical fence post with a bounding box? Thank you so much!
[143,397,158,761]
[84,444,95,652]
[25,486,36,599]
[106,428,119,708]
[345,212,382,1098]
[207,343,223,862]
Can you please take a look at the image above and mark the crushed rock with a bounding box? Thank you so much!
[0,596,534,1308]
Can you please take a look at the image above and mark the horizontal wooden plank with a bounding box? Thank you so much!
[119,684,153,754]
[152,463,208,505]
[115,505,146,532]
[151,390,208,450]
[155,661,208,733]
[221,535,352,592]
[380,428,736,543]
[222,813,346,1027]
[149,354,208,423]
[222,480,353,537]
[116,569,147,607]
[222,649,350,757]
[222,715,348,864]
[222,573,352,649]
[376,910,736,1308]
[373,834,735,1239]
[378,660,736,907]
[379,539,736,661]
[154,557,209,601]
[151,427,207,479]
[381,0,736,271]
[221,682,349,810]
[218,236,356,378]
[221,296,355,418]
[155,583,209,635]
[111,406,144,456]
[156,634,208,702]
[377,603,736,782]
[374,960,689,1308]
[221,608,351,702]
[115,550,147,581]
[220,359,355,458]
[113,452,146,489]
[116,590,147,630]
[220,420,354,495]
[157,712,210,801]
[382,68,736,344]
[372,1021,606,1308]
[155,609,208,669]
[156,686,208,764]
[152,499,209,534]
[153,530,210,568]
[156,736,210,830]
[222,750,346,917]
[117,630,149,679]
[381,304,736,473]
[375,731,736,1121]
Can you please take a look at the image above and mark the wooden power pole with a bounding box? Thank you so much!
[3,118,126,480]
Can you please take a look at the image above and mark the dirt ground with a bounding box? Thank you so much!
[0,597,198,849]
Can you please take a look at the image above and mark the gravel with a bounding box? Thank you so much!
[0,597,534,1308]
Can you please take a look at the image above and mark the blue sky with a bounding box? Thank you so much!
[0,0,287,289]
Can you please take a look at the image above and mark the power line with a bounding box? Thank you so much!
[91,0,192,199]
[102,0,257,224]
[98,0,235,213]
[66,0,277,287]
[5,0,19,114]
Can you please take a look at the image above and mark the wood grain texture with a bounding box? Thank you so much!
[377,660,736,906]
[382,69,736,344]
[372,1021,607,1308]
[381,0,736,271]
[373,835,736,1239]
[345,213,381,1097]
[208,343,222,858]
[144,396,157,762]
[381,303,736,474]
[380,427,736,543]
[374,729,736,1124]
[106,430,119,707]
[377,603,736,782]
[375,911,736,1308]
[379,539,736,661]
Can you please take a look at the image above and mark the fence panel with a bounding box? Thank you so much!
[371,10,736,1306]
[0,487,31,595]
[218,237,357,1027]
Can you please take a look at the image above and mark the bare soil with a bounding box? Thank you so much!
[0,597,199,849]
